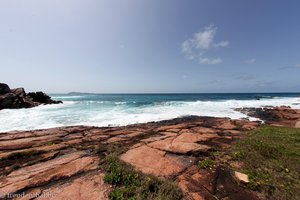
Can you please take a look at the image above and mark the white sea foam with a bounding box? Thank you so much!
[0,97,299,133]
[53,95,84,99]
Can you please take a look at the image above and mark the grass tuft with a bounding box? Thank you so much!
[197,158,213,169]
[103,154,183,200]
[230,126,300,199]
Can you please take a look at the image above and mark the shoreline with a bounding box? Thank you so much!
[1,94,300,133]
[1,104,300,134]
[0,106,299,199]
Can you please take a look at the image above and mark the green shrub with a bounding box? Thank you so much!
[103,155,183,200]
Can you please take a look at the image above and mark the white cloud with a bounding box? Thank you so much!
[194,25,217,49]
[245,58,256,64]
[199,57,223,65]
[213,41,230,48]
[181,25,228,65]
[181,40,195,60]
[280,63,300,70]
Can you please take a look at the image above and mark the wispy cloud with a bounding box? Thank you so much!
[213,41,229,48]
[280,64,300,70]
[235,75,255,81]
[199,57,223,65]
[181,25,229,65]
[245,58,256,64]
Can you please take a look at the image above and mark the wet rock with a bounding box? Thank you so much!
[236,106,300,127]
[27,92,62,104]
[0,83,62,110]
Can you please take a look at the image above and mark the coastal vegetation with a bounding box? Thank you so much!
[103,154,183,200]
[229,126,300,200]
[96,142,183,200]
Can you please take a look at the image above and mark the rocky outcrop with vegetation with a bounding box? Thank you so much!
[0,106,299,199]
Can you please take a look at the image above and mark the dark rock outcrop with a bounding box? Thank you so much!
[0,83,11,94]
[0,83,62,110]
[236,106,300,127]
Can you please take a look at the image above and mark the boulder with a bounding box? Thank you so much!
[234,171,249,184]
[0,83,10,94]
[0,93,16,109]
[0,83,62,110]
[27,92,62,104]
[10,88,26,97]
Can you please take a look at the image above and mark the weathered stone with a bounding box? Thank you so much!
[155,124,187,132]
[105,136,127,143]
[234,171,249,183]
[0,152,99,195]
[214,120,236,130]
[295,121,300,128]
[0,93,16,109]
[10,88,26,97]
[0,83,10,94]
[27,92,62,104]
[0,134,64,150]
[236,106,300,127]
[0,111,293,199]
[192,127,217,134]
[148,133,213,154]
[0,83,62,110]
[177,174,216,200]
[120,145,186,176]
[31,172,110,200]
[159,132,178,137]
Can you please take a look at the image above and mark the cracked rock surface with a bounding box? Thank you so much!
[0,106,299,199]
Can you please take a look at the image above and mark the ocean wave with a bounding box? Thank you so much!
[52,95,84,99]
[0,97,299,133]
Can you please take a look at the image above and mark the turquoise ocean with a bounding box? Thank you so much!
[0,93,299,132]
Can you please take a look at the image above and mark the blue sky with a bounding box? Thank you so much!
[0,0,299,93]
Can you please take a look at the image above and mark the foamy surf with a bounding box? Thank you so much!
[0,94,299,133]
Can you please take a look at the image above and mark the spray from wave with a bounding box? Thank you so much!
[0,94,299,132]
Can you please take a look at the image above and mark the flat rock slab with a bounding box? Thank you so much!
[17,172,110,200]
[0,134,64,150]
[0,114,279,199]
[120,145,187,176]
[0,152,99,195]
[295,121,300,128]
[147,133,214,154]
